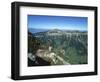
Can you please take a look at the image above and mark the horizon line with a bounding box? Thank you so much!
[29,27,87,31]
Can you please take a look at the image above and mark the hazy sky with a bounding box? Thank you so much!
[28,15,88,31]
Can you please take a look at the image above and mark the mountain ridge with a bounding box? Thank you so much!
[29,28,87,34]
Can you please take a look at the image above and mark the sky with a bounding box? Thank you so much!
[28,15,88,31]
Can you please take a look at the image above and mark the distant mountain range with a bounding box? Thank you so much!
[28,28,48,34]
[28,28,87,34]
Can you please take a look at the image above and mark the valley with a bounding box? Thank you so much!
[28,29,88,66]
